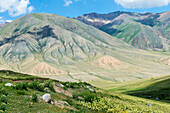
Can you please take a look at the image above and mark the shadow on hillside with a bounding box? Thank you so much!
[125,78,170,103]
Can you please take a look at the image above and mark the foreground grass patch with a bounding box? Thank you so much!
[0,70,170,113]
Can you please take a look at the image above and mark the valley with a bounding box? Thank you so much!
[0,13,169,86]
[0,11,169,113]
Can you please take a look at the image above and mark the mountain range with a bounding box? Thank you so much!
[75,11,170,52]
[0,13,169,86]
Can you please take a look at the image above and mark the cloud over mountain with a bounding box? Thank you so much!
[115,0,170,9]
[0,0,34,17]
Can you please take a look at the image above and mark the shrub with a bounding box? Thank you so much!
[0,95,7,104]
[15,83,22,90]
[37,83,45,92]
[0,79,2,83]
[0,103,6,111]
[28,81,39,90]
[44,80,52,87]
[22,82,28,90]
[15,82,28,90]
[32,93,38,102]
[63,87,68,91]
[72,94,78,99]
[49,82,55,92]
[0,88,8,96]
[79,91,98,102]
[17,90,26,95]
[32,81,38,90]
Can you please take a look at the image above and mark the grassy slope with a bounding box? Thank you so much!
[108,75,170,103]
[0,70,94,113]
[0,70,170,113]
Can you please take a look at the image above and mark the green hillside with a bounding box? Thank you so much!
[0,70,170,113]
[108,75,170,103]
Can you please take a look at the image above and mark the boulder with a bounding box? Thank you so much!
[54,85,72,97]
[5,83,14,87]
[56,83,65,88]
[42,93,51,103]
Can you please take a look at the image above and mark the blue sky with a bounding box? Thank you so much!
[0,0,170,23]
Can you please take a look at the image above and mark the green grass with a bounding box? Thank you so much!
[0,70,170,113]
[0,70,48,80]
[0,71,95,113]
[108,75,170,103]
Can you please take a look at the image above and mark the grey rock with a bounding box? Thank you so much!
[56,83,65,88]
[42,93,51,102]
[89,88,94,92]
[156,97,160,100]
[148,103,152,107]
[5,83,14,87]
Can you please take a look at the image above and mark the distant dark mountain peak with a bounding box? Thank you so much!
[75,11,170,52]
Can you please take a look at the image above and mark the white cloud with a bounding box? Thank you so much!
[28,6,35,13]
[0,0,35,17]
[115,0,170,9]
[64,0,73,6]
[6,19,13,23]
[64,0,79,6]
[0,17,13,23]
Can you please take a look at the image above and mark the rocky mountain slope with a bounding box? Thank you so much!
[0,13,169,85]
[75,11,170,52]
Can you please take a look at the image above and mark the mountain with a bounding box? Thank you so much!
[0,13,169,85]
[0,22,8,28]
[74,11,170,52]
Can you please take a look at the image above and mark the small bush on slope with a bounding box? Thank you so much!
[32,93,38,102]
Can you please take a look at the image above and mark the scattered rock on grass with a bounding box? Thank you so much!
[78,96,84,100]
[42,93,51,103]
[5,83,14,87]
[55,83,65,88]
[156,97,159,100]
[51,100,54,105]
[54,100,70,107]
[89,88,94,92]
[54,85,73,97]
[148,103,152,107]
